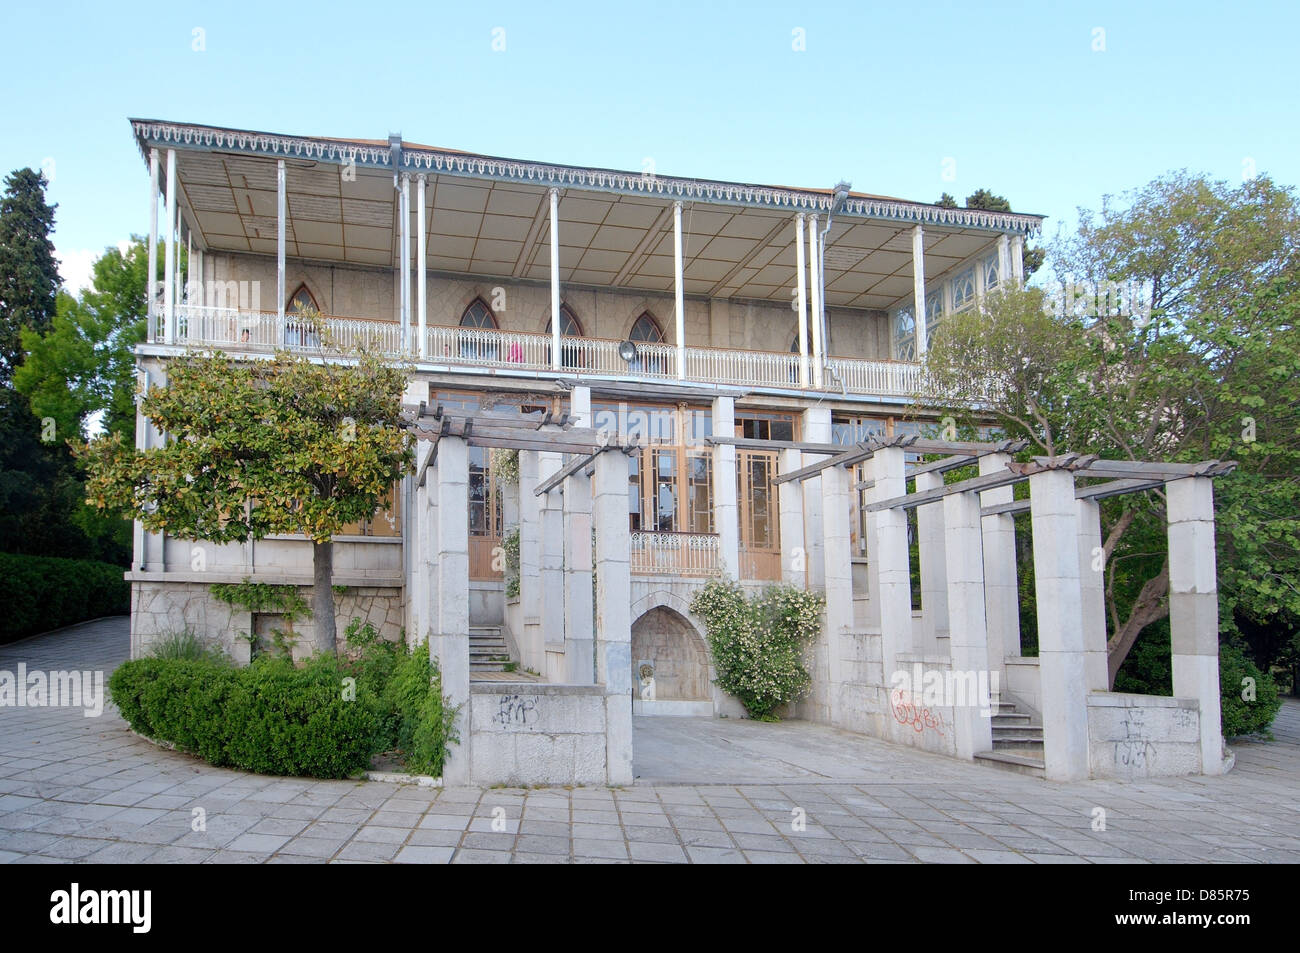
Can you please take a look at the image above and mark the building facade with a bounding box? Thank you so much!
[127,119,1229,788]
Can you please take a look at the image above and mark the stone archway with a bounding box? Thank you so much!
[631,606,711,712]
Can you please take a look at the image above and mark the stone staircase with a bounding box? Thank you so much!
[974,696,1046,778]
[469,626,514,674]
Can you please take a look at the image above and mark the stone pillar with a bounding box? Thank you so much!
[594,450,633,784]
[517,450,542,670]
[777,447,805,585]
[914,469,949,656]
[872,446,913,719]
[537,451,566,667]
[422,463,438,648]
[860,456,881,634]
[1077,498,1110,693]
[563,386,594,683]
[431,435,471,785]
[802,406,831,588]
[1167,477,1224,775]
[979,452,1021,667]
[943,489,995,759]
[822,462,854,726]
[712,396,740,579]
[1029,467,1089,781]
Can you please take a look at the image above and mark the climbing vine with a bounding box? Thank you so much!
[689,579,824,721]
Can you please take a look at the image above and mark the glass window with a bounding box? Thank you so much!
[285,285,321,348]
[951,269,976,312]
[893,305,916,361]
[984,254,1000,292]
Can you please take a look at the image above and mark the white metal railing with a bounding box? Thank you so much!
[630,531,721,576]
[151,306,925,399]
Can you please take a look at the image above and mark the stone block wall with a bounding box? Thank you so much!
[469,683,609,786]
[1087,692,1203,779]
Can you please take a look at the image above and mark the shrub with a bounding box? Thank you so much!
[108,654,379,779]
[148,629,228,664]
[378,642,459,775]
[690,579,824,720]
[0,552,128,644]
[1220,642,1282,737]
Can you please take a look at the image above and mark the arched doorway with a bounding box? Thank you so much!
[631,606,712,715]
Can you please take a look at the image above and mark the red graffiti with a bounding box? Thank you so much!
[890,689,946,737]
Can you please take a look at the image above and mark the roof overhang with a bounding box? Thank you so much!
[132,118,1046,313]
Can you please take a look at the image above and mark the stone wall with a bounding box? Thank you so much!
[630,606,710,702]
[1087,692,1204,779]
[129,579,403,662]
[468,683,608,785]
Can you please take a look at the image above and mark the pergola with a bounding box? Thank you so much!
[402,401,639,786]
[770,432,1236,781]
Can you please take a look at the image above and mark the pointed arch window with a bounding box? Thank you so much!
[545,304,584,368]
[458,298,499,361]
[628,312,667,375]
[286,284,320,348]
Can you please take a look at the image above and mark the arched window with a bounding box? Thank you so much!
[545,304,584,369]
[629,312,664,343]
[286,284,320,348]
[627,312,666,376]
[458,298,499,361]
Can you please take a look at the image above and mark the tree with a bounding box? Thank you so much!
[15,238,149,442]
[922,172,1300,686]
[936,192,958,208]
[78,333,413,653]
[0,168,59,382]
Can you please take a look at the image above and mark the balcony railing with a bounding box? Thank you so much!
[156,305,924,400]
[630,531,722,577]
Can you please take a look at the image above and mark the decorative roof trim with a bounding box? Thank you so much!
[131,119,1044,236]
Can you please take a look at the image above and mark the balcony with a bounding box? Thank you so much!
[630,532,722,577]
[159,306,923,400]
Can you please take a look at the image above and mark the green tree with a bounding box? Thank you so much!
[923,172,1300,689]
[77,335,414,653]
[15,238,149,442]
[935,188,1044,275]
[0,168,59,382]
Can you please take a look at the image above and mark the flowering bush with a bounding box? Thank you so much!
[690,579,824,720]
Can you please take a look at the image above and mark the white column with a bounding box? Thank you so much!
[794,213,808,388]
[432,435,471,785]
[400,173,411,352]
[594,449,634,785]
[1078,498,1110,693]
[163,148,176,345]
[276,158,286,345]
[517,450,542,671]
[673,201,686,380]
[872,445,913,735]
[807,214,822,388]
[979,452,1021,669]
[1167,477,1224,775]
[712,396,740,579]
[1029,467,1090,781]
[822,462,854,727]
[563,386,594,683]
[801,406,831,587]
[778,447,805,586]
[915,469,949,656]
[147,149,160,334]
[997,234,1011,289]
[549,188,561,371]
[1010,235,1025,284]
[537,452,566,677]
[912,225,928,358]
[943,489,995,759]
[417,174,428,359]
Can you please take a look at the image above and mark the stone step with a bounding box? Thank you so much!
[991,712,1032,725]
[993,736,1045,749]
[974,750,1046,778]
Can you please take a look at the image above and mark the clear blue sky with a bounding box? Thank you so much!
[4,0,1297,289]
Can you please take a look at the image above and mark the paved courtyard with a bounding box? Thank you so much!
[1,617,1298,864]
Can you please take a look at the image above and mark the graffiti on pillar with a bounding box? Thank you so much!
[1115,708,1157,769]
[890,688,946,737]
[493,693,540,729]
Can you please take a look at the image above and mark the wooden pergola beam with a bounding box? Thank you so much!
[772,435,919,486]
[979,477,1169,518]
[706,435,842,454]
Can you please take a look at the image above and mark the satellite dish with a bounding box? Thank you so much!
[618,340,638,363]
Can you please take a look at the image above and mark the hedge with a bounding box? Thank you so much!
[108,654,381,779]
[0,552,129,644]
